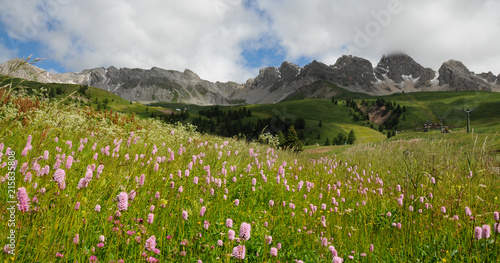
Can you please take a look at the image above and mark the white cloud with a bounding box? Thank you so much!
[0,0,268,82]
[0,41,18,63]
[257,0,500,73]
[0,0,499,83]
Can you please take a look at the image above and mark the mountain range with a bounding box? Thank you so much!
[2,53,499,105]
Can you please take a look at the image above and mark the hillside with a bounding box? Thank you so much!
[1,65,500,262]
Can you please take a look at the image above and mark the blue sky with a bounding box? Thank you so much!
[1,0,500,82]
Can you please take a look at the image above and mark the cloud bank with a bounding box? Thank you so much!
[0,0,499,82]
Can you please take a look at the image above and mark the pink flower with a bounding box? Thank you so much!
[203,220,210,230]
[232,245,246,260]
[147,213,154,224]
[333,256,343,263]
[482,225,491,239]
[270,247,278,256]
[370,244,374,252]
[228,230,235,241]
[217,240,223,246]
[475,227,483,240]
[97,242,104,248]
[266,235,272,245]
[17,187,30,212]
[95,205,101,212]
[234,199,239,206]
[99,235,105,242]
[441,206,446,214]
[494,211,499,221]
[182,210,188,220]
[117,192,128,211]
[73,234,79,244]
[139,174,145,186]
[145,236,157,251]
[53,169,66,190]
[226,218,233,228]
[66,156,73,169]
[75,202,80,210]
[200,206,206,216]
[239,222,251,241]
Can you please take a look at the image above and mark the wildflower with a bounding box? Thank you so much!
[370,244,374,252]
[228,230,235,241]
[266,235,272,245]
[145,236,156,251]
[203,221,210,230]
[270,247,278,256]
[17,187,29,212]
[53,169,66,190]
[482,225,491,239]
[117,192,128,211]
[73,234,79,244]
[217,240,223,246]
[182,210,188,220]
[441,206,446,214]
[239,222,251,241]
[97,242,104,248]
[66,156,73,169]
[474,227,482,240]
[139,174,146,186]
[99,235,105,242]
[494,211,499,221]
[235,199,240,206]
[465,207,472,216]
[200,206,206,217]
[75,202,80,210]
[226,218,233,228]
[333,256,343,263]
[232,245,246,260]
[147,213,154,224]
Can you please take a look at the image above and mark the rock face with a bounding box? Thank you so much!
[331,55,377,93]
[374,53,435,88]
[2,54,500,105]
[438,60,493,91]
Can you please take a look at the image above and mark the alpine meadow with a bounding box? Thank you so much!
[1,56,500,263]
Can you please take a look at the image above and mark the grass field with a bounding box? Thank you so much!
[1,79,500,262]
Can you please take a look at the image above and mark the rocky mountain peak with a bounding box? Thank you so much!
[374,53,435,87]
[279,61,301,82]
[331,55,376,91]
[477,71,497,83]
[438,60,492,91]
[183,68,201,80]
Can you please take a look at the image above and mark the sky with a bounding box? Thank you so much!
[0,0,499,83]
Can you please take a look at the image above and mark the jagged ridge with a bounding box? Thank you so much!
[1,53,499,105]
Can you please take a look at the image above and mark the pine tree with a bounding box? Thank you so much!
[319,120,322,127]
[347,129,356,144]
[284,125,302,152]
[324,137,331,146]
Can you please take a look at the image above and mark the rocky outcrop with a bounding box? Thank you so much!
[331,55,377,93]
[478,72,497,83]
[438,60,493,91]
[374,53,435,88]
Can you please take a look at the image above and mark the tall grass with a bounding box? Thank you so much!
[1,61,499,262]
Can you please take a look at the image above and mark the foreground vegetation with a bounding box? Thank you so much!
[1,66,500,262]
